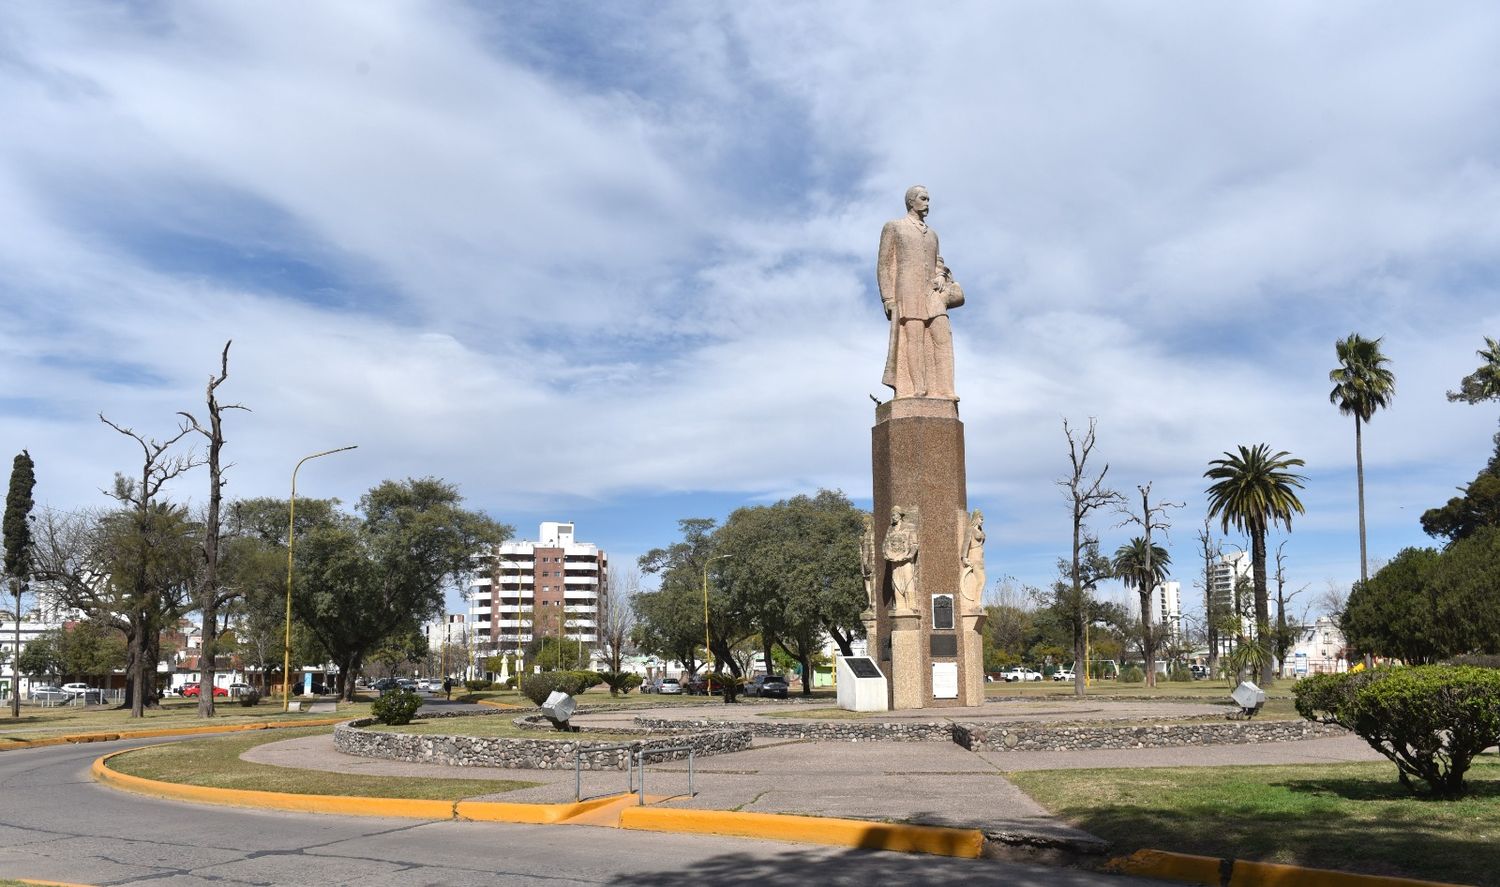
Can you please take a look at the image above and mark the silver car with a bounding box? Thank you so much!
[657,678,682,695]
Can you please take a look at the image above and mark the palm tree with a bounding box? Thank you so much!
[1204,444,1306,684]
[1329,333,1396,584]
[1111,537,1170,687]
[1446,336,1500,406]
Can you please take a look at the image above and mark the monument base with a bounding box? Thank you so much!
[872,397,979,710]
[836,656,889,712]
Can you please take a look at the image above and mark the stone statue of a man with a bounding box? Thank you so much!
[878,185,962,400]
[883,505,919,614]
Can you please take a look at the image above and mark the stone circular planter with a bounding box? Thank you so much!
[334,711,752,770]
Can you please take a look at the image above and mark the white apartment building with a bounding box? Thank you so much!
[1149,580,1183,642]
[467,521,607,659]
[1208,549,1256,655]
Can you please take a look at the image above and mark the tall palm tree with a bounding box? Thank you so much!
[1111,537,1170,687]
[1329,333,1396,584]
[1204,444,1306,684]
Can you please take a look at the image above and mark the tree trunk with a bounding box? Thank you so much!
[1355,415,1368,585]
[10,582,20,719]
[1251,528,1272,685]
[198,605,217,718]
[128,610,146,717]
[799,651,813,696]
[826,625,854,658]
[1138,585,1155,688]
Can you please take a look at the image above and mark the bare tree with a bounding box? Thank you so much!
[1272,540,1309,677]
[1194,518,1224,673]
[1314,580,1349,622]
[1114,483,1182,687]
[178,341,249,717]
[1057,418,1123,696]
[599,566,640,674]
[97,412,201,717]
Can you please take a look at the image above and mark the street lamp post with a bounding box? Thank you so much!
[701,554,732,675]
[282,445,357,713]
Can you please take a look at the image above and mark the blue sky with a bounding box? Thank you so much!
[3,2,1499,622]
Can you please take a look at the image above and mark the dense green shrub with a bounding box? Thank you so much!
[1118,664,1144,683]
[464,679,493,691]
[502,676,517,690]
[1168,665,1192,682]
[1294,665,1500,797]
[371,688,423,726]
[599,671,642,696]
[520,670,600,707]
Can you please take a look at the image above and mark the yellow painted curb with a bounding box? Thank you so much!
[92,749,456,819]
[1105,849,1225,884]
[457,792,629,825]
[1106,849,1472,887]
[618,806,984,859]
[17,878,96,886]
[1229,858,1471,887]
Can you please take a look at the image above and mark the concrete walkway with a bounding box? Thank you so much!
[240,699,1385,849]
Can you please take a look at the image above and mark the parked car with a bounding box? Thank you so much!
[416,679,433,691]
[371,678,399,694]
[1052,669,1075,682]
[657,678,682,695]
[1001,667,1042,682]
[181,684,228,698]
[745,674,789,698]
[61,683,103,702]
[226,683,254,697]
[397,678,418,691]
[29,685,69,703]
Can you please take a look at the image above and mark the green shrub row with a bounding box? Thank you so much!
[519,670,602,707]
[1293,665,1500,797]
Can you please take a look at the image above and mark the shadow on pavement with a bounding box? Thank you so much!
[598,846,1119,887]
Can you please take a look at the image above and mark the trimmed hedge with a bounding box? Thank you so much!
[1294,665,1500,797]
[1118,664,1144,684]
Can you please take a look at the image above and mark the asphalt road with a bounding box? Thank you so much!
[0,735,1174,886]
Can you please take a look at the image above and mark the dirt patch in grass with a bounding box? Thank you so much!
[1008,755,1500,886]
[107,726,538,800]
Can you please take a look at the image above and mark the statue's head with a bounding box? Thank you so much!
[904,185,929,216]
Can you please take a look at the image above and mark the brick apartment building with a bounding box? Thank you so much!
[468,521,607,660]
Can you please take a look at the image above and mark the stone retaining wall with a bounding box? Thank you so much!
[954,719,1348,752]
[633,716,955,742]
[334,715,752,770]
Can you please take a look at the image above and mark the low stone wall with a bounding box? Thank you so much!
[334,715,751,770]
[633,716,956,742]
[954,719,1348,752]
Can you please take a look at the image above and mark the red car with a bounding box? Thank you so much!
[181,684,228,698]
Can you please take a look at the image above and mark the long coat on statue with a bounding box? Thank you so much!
[877,215,941,391]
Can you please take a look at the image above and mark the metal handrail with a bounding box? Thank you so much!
[573,743,639,802]
[633,744,696,805]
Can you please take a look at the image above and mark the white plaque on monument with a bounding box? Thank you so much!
[836,656,889,712]
[931,661,958,699]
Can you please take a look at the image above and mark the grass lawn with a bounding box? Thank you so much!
[1008,755,1500,886]
[107,726,538,800]
[366,717,646,742]
[0,699,369,745]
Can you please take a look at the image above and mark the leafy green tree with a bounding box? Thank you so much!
[715,490,865,692]
[1329,333,1396,584]
[1112,537,1170,687]
[635,518,718,677]
[16,628,61,680]
[293,478,507,700]
[4,450,36,716]
[1204,444,1306,684]
[369,628,429,679]
[1446,336,1500,407]
[1420,437,1500,545]
[1341,546,1443,663]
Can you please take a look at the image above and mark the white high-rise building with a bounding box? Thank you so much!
[1150,580,1183,641]
[467,521,608,660]
[1207,549,1256,655]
